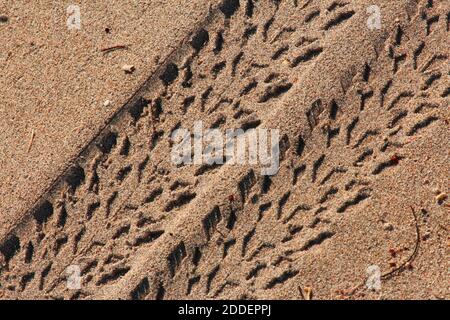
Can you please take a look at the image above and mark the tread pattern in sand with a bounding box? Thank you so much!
[0,0,448,299]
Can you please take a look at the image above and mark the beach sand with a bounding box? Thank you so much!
[0,0,448,300]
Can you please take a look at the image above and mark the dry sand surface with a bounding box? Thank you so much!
[0,0,449,300]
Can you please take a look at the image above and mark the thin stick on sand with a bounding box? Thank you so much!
[340,206,421,298]
[100,45,129,53]
[27,129,35,153]
[381,206,421,280]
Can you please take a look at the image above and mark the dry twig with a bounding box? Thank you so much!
[381,206,420,280]
[100,45,129,53]
[339,206,421,298]
[27,129,35,153]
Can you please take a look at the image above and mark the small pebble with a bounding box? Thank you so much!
[0,16,8,23]
[389,248,397,257]
[303,287,313,300]
[432,187,441,195]
[405,262,413,270]
[103,100,111,107]
[383,222,394,231]
[435,193,447,202]
[122,64,135,74]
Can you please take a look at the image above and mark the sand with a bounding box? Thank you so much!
[0,0,448,300]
